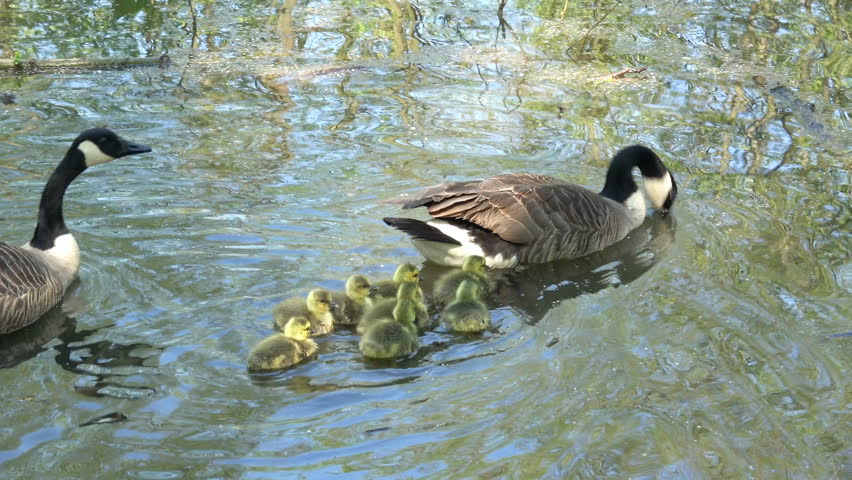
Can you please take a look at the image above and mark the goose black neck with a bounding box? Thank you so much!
[599,145,666,204]
[29,150,86,250]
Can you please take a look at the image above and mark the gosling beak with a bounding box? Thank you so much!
[368,285,379,295]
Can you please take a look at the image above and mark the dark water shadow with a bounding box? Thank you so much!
[419,213,677,324]
[0,279,163,399]
[0,304,77,369]
[0,279,85,370]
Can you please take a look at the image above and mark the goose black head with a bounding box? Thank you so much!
[601,145,677,213]
[71,128,152,169]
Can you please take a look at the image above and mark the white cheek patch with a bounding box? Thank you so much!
[644,172,673,209]
[78,140,115,167]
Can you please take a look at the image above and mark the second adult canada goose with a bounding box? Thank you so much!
[0,128,151,335]
[383,145,677,268]
[273,288,334,336]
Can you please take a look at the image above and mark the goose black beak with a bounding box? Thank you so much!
[120,141,152,157]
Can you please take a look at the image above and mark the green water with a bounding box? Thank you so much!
[0,0,849,478]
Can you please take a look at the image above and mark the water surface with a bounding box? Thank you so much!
[0,0,849,478]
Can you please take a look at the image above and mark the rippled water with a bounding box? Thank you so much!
[1,0,849,478]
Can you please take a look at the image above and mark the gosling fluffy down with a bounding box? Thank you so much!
[440,280,491,333]
[358,282,431,334]
[359,299,419,359]
[273,288,334,336]
[330,274,373,326]
[248,316,318,372]
[371,263,422,300]
[432,255,490,307]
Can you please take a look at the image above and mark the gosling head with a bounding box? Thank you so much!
[461,255,487,274]
[392,263,420,283]
[455,279,481,301]
[70,128,152,169]
[345,274,372,300]
[283,316,312,340]
[306,288,333,314]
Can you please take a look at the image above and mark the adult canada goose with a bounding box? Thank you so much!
[440,280,491,333]
[383,145,677,268]
[432,255,490,307]
[273,288,334,336]
[330,274,373,326]
[0,128,152,335]
[247,316,318,372]
[371,263,421,299]
[358,298,419,360]
[357,281,431,334]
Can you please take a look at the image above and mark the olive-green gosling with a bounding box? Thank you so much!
[358,297,419,359]
[247,316,318,372]
[358,281,432,333]
[273,288,334,336]
[371,263,422,300]
[440,280,491,333]
[433,255,490,307]
[331,274,373,326]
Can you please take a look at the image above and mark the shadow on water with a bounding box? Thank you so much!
[0,280,163,399]
[419,213,676,323]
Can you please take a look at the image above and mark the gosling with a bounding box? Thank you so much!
[273,288,334,336]
[358,281,431,333]
[372,263,422,299]
[433,255,490,307]
[440,280,491,333]
[331,274,373,326]
[247,316,318,372]
[359,298,419,359]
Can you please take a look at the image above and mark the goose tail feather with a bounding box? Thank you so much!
[383,217,462,246]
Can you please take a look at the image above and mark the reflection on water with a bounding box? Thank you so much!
[1,280,163,400]
[420,213,677,322]
[0,0,849,478]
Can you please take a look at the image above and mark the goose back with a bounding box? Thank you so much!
[401,173,637,264]
[0,242,65,335]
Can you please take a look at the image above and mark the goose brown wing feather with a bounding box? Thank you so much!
[0,243,65,334]
[405,174,623,246]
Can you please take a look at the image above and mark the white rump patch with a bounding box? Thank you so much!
[78,140,115,167]
[23,233,80,287]
[644,172,673,209]
[411,220,518,268]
